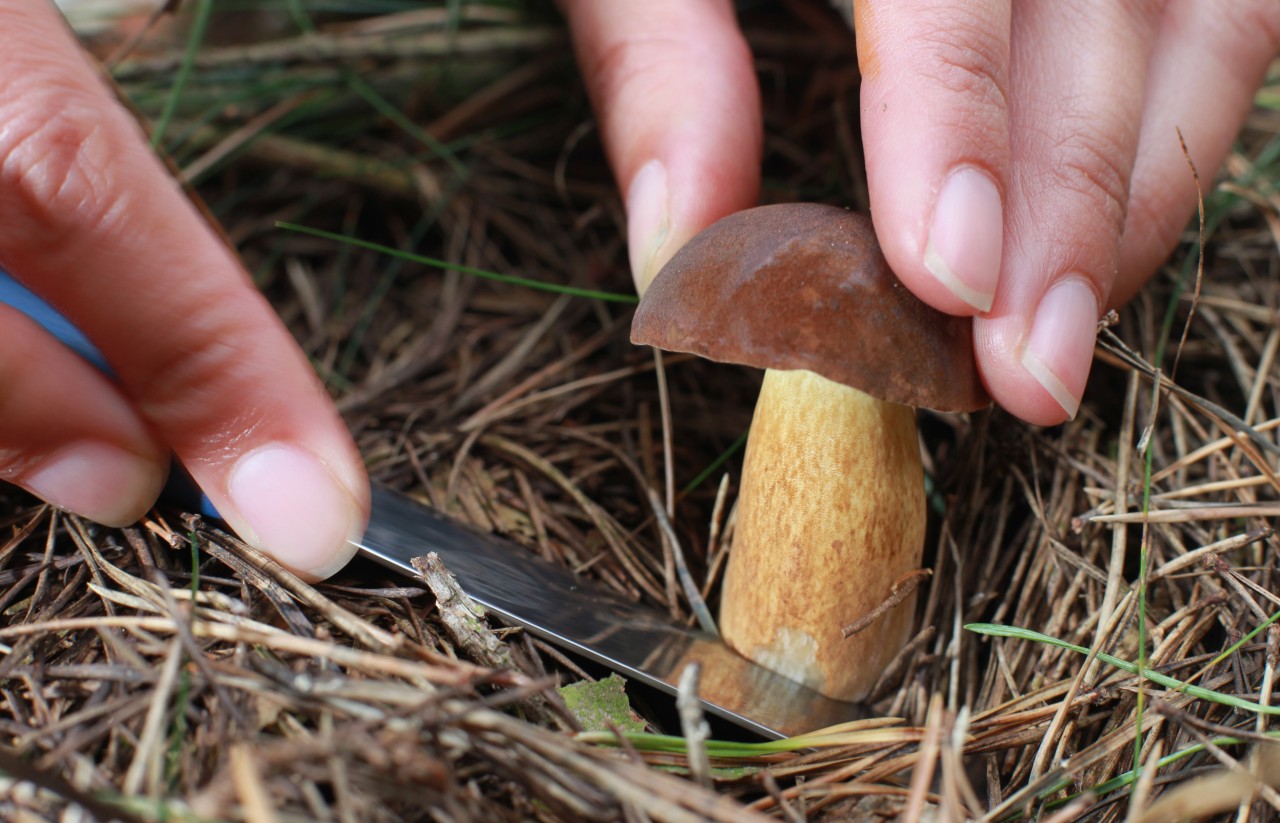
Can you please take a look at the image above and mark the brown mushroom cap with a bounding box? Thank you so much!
[631,203,989,412]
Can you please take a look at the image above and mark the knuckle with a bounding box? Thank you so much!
[585,28,752,116]
[1041,119,1133,237]
[1180,0,1280,91]
[918,22,1009,116]
[0,90,131,247]
[131,302,276,462]
[584,35,664,106]
[1119,0,1168,32]
[1223,0,1280,59]
[1123,185,1184,261]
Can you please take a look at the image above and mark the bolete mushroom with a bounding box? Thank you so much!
[631,203,988,701]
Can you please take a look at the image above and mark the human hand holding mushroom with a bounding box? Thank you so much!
[561,0,1280,424]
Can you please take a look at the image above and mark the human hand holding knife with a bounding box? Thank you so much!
[0,268,863,739]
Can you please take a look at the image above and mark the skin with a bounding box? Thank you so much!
[1,1,1276,576]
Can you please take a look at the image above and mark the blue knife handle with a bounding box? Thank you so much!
[0,268,219,517]
[0,270,111,374]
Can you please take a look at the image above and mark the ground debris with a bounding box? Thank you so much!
[413,551,517,673]
[2,4,1278,821]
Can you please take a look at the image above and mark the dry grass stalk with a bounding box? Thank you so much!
[2,3,1280,820]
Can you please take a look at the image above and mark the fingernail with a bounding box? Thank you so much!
[924,166,1002,312]
[626,159,670,296]
[1020,278,1100,421]
[23,442,165,527]
[226,444,363,579]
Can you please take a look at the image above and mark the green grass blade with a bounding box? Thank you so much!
[681,430,748,494]
[577,724,916,758]
[966,623,1280,715]
[343,73,468,178]
[1208,607,1280,669]
[188,529,200,597]
[150,0,214,148]
[277,222,639,303]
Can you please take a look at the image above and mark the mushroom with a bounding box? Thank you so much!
[631,203,988,701]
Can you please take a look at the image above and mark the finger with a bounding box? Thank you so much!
[560,0,762,294]
[0,2,368,579]
[974,1,1163,425]
[855,0,1011,315]
[0,306,168,526]
[1117,0,1280,298]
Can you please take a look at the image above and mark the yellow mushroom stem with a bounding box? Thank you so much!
[719,368,926,702]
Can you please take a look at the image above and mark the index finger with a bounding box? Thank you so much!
[0,2,368,578]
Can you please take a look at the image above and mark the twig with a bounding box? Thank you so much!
[677,664,712,791]
[842,569,932,638]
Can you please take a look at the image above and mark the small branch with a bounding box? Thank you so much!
[842,569,932,639]
[677,664,712,790]
[412,552,517,673]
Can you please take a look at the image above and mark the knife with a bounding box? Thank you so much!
[0,269,864,739]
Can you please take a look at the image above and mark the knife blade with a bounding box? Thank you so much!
[0,269,864,738]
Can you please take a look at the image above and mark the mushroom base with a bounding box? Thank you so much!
[720,368,926,702]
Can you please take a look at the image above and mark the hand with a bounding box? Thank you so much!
[561,0,1280,425]
[0,1,369,579]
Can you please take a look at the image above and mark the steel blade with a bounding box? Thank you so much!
[356,486,864,739]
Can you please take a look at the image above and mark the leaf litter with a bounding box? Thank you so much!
[3,2,1280,820]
